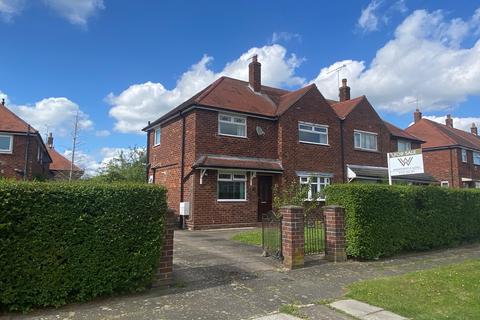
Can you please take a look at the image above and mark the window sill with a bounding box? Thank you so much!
[217,199,248,202]
[153,144,161,148]
[354,148,380,153]
[0,151,13,154]
[299,141,330,147]
[218,133,247,139]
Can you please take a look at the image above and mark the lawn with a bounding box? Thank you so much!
[346,259,480,320]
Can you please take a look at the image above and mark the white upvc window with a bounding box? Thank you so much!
[462,149,468,163]
[299,175,330,201]
[0,134,13,154]
[474,152,480,166]
[441,181,450,188]
[218,113,247,138]
[298,122,328,145]
[154,127,161,146]
[217,171,247,201]
[354,130,378,151]
[475,182,480,189]
[397,140,412,152]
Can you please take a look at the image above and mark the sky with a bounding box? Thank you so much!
[1,0,479,175]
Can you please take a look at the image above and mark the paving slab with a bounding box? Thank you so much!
[253,314,302,320]
[363,310,407,320]
[300,304,355,319]
[330,300,382,318]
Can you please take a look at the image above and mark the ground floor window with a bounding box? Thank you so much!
[299,175,330,201]
[476,182,480,189]
[441,181,450,188]
[217,171,247,201]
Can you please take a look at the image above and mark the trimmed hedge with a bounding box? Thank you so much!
[325,184,480,260]
[0,181,167,311]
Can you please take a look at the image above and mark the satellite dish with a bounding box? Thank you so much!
[256,126,265,136]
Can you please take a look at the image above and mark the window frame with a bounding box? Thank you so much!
[298,121,329,146]
[354,130,378,151]
[441,181,450,188]
[298,175,331,201]
[0,134,13,154]
[474,152,480,166]
[218,113,247,138]
[154,127,161,146]
[217,171,247,202]
[397,140,412,152]
[461,149,468,163]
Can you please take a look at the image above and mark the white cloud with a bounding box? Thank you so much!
[95,129,110,137]
[42,0,104,26]
[358,0,383,32]
[270,32,302,44]
[313,9,480,114]
[108,44,305,133]
[10,97,93,137]
[0,0,24,21]
[423,115,480,133]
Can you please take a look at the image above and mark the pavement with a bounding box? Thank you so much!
[3,228,480,320]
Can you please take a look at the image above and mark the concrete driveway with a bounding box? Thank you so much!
[5,229,480,320]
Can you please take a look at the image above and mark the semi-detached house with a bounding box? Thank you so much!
[144,56,433,229]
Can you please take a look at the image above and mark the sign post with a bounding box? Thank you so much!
[387,149,425,185]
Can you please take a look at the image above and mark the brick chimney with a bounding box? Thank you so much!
[339,78,350,102]
[445,114,453,128]
[414,109,422,123]
[1,98,4,106]
[47,132,54,148]
[249,54,261,92]
[471,123,478,136]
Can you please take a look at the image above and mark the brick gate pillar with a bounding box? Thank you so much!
[281,205,304,269]
[324,205,347,262]
[153,208,175,287]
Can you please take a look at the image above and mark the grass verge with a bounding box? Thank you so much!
[346,259,480,320]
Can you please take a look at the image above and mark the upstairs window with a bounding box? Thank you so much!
[0,135,13,153]
[299,175,330,201]
[354,130,378,151]
[217,171,247,201]
[462,149,468,163]
[154,127,161,146]
[298,122,328,145]
[218,114,246,138]
[397,140,412,152]
[474,152,480,165]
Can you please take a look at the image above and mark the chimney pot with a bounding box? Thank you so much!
[1,98,4,105]
[339,78,350,102]
[414,108,422,123]
[47,132,54,148]
[249,55,261,92]
[446,114,453,128]
[471,123,478,136]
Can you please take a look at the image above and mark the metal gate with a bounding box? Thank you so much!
[261,211,282,259]
[304,210,325,255]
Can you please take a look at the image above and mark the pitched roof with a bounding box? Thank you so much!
[383,121,424,142]
[0,103,37,133]
[406,119,480,150]
[144,76,314,130]
[192,154,283,172]
[48,147,83,172]
[328,96,366,118]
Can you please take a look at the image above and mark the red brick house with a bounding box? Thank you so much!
[144,56,430,229]
[406,110,480,188]
[0,99,52,180]
[46,133,84,180]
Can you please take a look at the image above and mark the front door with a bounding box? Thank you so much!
[257,175,273,221]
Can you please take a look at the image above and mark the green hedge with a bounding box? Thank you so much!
[325,184,480,260]
[0,181,168,311]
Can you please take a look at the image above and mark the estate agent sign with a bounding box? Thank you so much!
[387,149,424,185]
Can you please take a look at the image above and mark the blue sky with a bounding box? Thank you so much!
[1,0,479,174]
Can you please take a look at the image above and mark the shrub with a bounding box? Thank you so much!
[325,184,480,260]
[0,181,168,311]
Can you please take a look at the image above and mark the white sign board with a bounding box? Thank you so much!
[388,149,424,177]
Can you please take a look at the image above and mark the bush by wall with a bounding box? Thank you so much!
[0,181,167,311]
[325,184,480,260]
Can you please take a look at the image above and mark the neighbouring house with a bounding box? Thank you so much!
[406,110,480,188]
[0,99,52,180]
[46,133,84,180]
[144,56,434,229]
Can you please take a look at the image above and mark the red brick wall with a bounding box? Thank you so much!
[0,134,50,180]
[423,149,456,187]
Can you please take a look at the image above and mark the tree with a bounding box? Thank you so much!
[89,147,147,183]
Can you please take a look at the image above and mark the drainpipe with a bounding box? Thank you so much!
[23,125,31,181]
[180,112,186,229]
[450,148,454,187]
[146,122,151,183]
[340,119,346,182]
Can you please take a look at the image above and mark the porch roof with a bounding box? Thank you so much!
[347,164,437,184]
[193,154,283,172]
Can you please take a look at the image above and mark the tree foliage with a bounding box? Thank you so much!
[90,147,147,183]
